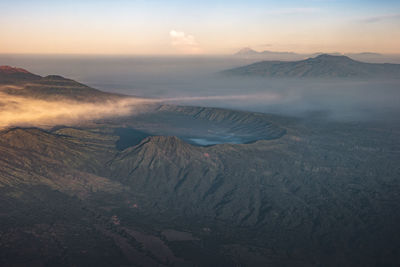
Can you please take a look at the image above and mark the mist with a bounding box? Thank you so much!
[0,92,151,129]
[156,77,400,121]
[1,55,400,123]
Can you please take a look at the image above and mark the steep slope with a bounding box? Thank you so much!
[109,135,270,222]
[0,65,123,101]
[223,54,400,78]
[0,66,41,83]
[109,136,222,198]
[0,127,123,196]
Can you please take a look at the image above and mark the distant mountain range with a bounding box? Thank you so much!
[235,47,306,60]
[234,47,396,63]
[223,54,400,78]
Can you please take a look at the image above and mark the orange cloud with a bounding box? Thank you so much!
[169,30,202,54]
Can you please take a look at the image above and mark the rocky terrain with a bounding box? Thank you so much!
[0,68,399,266]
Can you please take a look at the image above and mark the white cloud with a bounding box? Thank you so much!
[169,30,201,54]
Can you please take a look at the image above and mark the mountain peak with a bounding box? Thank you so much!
[0,66,42,83]
[313,54,354,61]
[235,47,259,55]
[139,136,192,152]
[119,135,200,161]
[0,65,32,75]
[44,75,67,80]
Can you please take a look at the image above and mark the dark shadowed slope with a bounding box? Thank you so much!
[223,54,400,78]
[0,65,41,82]
[0,65,124,101]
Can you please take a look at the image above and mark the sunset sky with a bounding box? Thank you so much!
[1,0,399,55]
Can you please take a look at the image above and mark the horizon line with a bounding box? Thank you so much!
[1,51,400,57]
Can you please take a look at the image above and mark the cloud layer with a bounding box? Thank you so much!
[0,92,152,129]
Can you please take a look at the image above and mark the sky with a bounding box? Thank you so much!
[0,0,399,55]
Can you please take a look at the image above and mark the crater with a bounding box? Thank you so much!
[112,105,286,150]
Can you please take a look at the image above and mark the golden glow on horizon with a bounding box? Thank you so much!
[0,2,399,55]
[2,25,399,55]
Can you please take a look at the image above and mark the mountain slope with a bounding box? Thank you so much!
[0,127,122,196]
[0,65,123,101]
[0,107,400,266]
[0,66,42,83]
[104,116,400,267]
[223,54,400,78]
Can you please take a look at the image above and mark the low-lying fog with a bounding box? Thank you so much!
[0,90,151,129]
[1,55,400,122]
[156,78,400,121]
